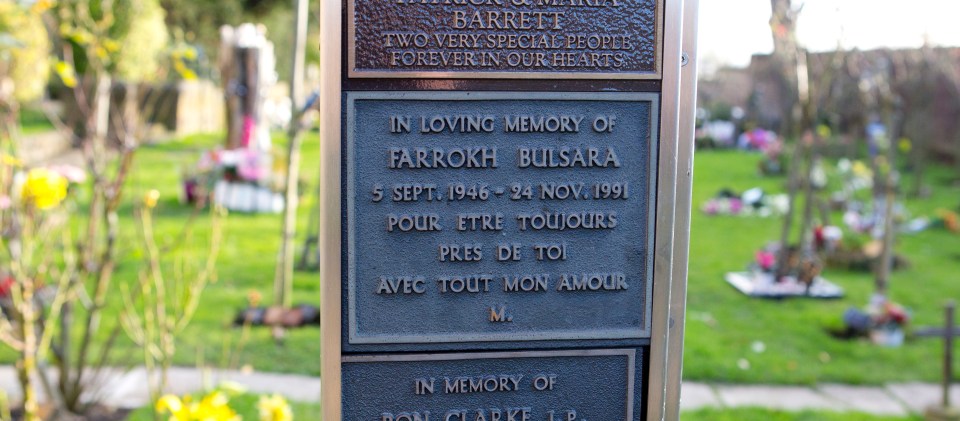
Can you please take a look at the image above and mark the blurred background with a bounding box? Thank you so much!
[0,0,958,420]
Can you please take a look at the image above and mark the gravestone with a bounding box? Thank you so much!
[319,0,700,419]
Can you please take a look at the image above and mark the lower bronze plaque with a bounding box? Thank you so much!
[342,349,642,420]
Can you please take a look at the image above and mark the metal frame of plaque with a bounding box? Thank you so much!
[320,0,699,418]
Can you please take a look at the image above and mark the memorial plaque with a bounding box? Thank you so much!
[348,0,662,78]
[345,92,658,347]
[321,0,698,418]
[342,350,641,420]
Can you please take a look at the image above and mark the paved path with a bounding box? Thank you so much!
[683,381,958,416]
[0,366,321,409]
[15,131,74,166]
[0,366,955,415]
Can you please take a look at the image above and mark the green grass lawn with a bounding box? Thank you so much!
[683,149,960,384]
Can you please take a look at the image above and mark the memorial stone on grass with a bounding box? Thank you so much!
[319,0,699,419]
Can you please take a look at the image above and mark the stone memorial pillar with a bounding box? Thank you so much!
[220,23,276,152]
[214,24,283,213]
[319,0,700,419]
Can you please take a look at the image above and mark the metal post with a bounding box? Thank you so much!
[945,300,955,408]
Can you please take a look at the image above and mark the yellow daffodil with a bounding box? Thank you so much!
[156,394,190,421]
[156,389,242,421]
[21,168,68,210]
[172,45,199,61]
[53,60,77,88]
[173,59,198,80]
[65,28,93,46]
[1,153,22,167]
[30,0,54,13]
[144,189,160,209]
[103,39,120,53]
[193,391,240,421]
[258,394,293,421]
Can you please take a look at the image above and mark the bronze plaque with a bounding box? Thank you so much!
[348,0,662,79]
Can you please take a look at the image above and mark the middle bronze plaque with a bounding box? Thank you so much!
[344,91,659,349]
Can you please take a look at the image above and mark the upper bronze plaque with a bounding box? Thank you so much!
[348,0,662,79]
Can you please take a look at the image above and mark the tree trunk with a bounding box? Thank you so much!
[875,82,902,298]
[17,280,40,421]
[910,139,927,198]
[275,0,310,309]
[875,174,895,297]
[775,141,801,280]
[769,0,799,135]
[770,0,798,280]
[797,146,817,254]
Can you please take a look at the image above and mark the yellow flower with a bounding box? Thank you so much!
[156,395,191,421]
[144,189,160,209]
[193,391,240,420]
[172,45,198,61]
[157,391,240,421]
[173,59,198,80]
[30,0,54,13]
[898,137,912,153]
[851,161,871,178]
[1,153,22,167]
[258,394,293,421]
[66,28,93,46]
[816,124,832,139]
[21,168,68,210]
[103,39,120,53]
[53,60,77,88]
[247,290,262,307]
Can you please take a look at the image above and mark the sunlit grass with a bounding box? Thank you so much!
[683,149,960,384]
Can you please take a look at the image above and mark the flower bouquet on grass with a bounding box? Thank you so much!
[841,294,910,347]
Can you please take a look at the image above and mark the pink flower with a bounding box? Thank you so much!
[48,164,87,183]
[756,251,776,270]
[703,200,718,215]
[729,198,743,214]
[241,116,256,148]
[236,149,267,182]
[0,275,13,298]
